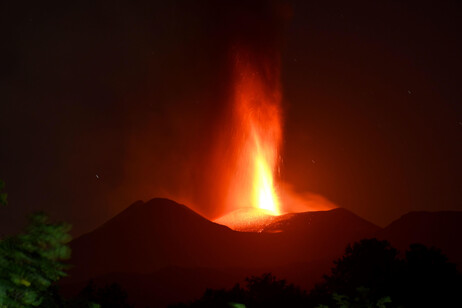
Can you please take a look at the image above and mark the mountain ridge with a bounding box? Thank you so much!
[62,198,462,307]
[66,198,380,283]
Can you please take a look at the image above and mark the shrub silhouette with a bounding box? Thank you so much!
[311,239,401,306]
[67,281,132,308]
[398,243,461,307]
[170,273,307,308]
[0,180,7,207]
[312,238,462,307]
[175,239,461,307]
[0,213,71,307]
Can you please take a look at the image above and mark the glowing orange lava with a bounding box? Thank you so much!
[253,143,279,214]
[226,52,283,216]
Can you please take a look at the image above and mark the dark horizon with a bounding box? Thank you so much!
[0,0,461,237]
[63,197,462,307]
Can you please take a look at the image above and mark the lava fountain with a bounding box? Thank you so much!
[215,49,283,229]
[233,53,282,215]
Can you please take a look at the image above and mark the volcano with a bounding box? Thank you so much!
[64,198,378,305]
[214,208,288,232]
[63,199,462,307]
[67,199,379,281]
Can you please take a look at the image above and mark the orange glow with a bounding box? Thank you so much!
[215,207,279,232]
[225,51,283,216]
[254,148,279,214]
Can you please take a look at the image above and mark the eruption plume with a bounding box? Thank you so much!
[214,49,337,229]
[223,49,283,217]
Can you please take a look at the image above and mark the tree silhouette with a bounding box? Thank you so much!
[316,287,391,308]
[312,238,400,306]
[312,238,462,307]
[399,243,461,307]
[170,273,307,308]
[244,273,306,307]
[67,281,132,308]
[0,213,71,307]
[0,180,7,207]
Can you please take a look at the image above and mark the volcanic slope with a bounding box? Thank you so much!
[67,198,380,283]
[377,211,462,267]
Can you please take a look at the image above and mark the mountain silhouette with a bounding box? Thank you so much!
[66,199,378,282]
[377,211,462,268]
[64,199,461,307]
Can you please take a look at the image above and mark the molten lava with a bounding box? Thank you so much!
[253,146,279,214]
[213,51,337,231]
[224,51,283,217]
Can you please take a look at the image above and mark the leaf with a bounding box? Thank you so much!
[377,296,392,308]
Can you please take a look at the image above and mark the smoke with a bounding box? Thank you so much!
[0,0,339,237]
[278,183,337,213]
[48,0,330,231]
[119,0,337,218]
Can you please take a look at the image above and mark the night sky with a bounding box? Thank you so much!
[1,0,461,237]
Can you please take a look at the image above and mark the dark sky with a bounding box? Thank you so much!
[1,0,461,236]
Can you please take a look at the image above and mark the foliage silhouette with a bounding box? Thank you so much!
[316,287,391,308]
[67,280,132,308]
[310,239,400,306]
[170,273,307,308]
[312,238,462,307]
[173,238,461,308]
[398,243,461,307]
[0,212,71,307]
[0,180,6,207]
